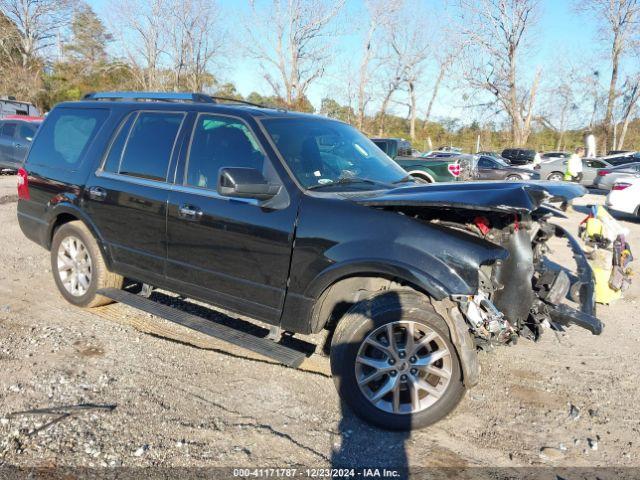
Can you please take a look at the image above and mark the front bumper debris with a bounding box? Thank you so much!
[550,224,603,335]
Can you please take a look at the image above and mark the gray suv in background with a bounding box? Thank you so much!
[0,117,42,171]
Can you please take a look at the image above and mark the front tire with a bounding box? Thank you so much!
[505,174,522,181]
[51,221,123,308]
[547,172,564,181]
[330,291,465,430]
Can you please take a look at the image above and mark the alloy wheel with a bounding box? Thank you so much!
[57,235,92,297]
[355,321,452,414]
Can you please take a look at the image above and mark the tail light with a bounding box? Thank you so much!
[612,182,631,191]
[17,167,30,200]
[598,170,610,176]
[448,163,461,177]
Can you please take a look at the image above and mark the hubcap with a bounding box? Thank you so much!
[57,235,92,297]
[355,321,452,415]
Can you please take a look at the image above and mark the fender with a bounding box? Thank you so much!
[407,170,435,183]
[45,202,114,269]
[304,258,453,301]
[280,255,478,334]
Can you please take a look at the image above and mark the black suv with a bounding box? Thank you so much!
[17,92,601,430]
[501,148,537,166]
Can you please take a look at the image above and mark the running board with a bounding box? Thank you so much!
[97,288,307,367]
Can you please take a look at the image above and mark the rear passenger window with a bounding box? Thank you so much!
[102,113,135,173]
[27,107,108,169]
[185,115,266,189]
[118,112,184,181]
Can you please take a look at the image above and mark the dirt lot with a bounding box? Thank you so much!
[0,173,639,472]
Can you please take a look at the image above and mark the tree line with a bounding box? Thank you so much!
[1,0,639,154]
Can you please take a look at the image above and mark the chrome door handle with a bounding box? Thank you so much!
[179,204,203,219]
[87,186,107,201]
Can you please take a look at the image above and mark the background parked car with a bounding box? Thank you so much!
[501,148,536,166]
[475,155,540,181]
[537,157,611,186]
[606,176,640,217]
[594,162,640,190]
[598,151,640,166]
[0,116,42,171]
[372,137,470,182]
[541,151,571,160]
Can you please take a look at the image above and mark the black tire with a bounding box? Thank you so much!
[547,172,564,181]
[330,291,465,430]
[411,174,432,184]
[51,221,123,308]
[505,174,522,181]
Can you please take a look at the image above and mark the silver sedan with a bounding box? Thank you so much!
[593,162,640,190]
[536,157,611,186]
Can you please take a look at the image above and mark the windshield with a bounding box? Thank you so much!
[261,117,408,189]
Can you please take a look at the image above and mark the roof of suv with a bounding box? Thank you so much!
[59,99,324,122]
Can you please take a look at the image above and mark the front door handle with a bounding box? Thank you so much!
[179,204,203,220]
[87,186,107,201]
[14,143,23,149]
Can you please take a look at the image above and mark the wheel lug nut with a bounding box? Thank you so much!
[388,358,395,365]
[401,374,407,381]
[410,368,417,375]
[410,356,416,363]
[399,352,406,358]
[390,370,397,376]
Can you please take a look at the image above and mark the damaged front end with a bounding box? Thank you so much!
[356,181,603,350]
[453,216,602,350]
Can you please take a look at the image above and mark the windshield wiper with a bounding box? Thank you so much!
[307,177,391,190]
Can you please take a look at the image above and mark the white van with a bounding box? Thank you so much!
[0,97,40,118]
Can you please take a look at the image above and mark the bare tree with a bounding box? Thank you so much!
[108,0,168,90]
[354,0,401,130]
[0,0,75,67]
[578,0,640,153]
[458,0,542,146]
[616,74,640,149]
[246,0,345,109]
[166,0,224,91]
[375,2,430,139]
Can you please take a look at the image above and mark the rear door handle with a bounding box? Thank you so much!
[179,204,203,220]
[14,143,23,149]
[87,186,107,201]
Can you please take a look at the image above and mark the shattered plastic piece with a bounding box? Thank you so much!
[588,438,598,451]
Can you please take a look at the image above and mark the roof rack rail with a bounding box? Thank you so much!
[83,91,216,103]
[82,91,271,109]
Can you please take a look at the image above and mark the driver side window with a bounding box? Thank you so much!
[478,157,493,168]
[185,115,267,190]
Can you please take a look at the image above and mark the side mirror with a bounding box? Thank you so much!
[217,167,280,200]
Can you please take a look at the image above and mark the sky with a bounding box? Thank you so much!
[85,0,636,124]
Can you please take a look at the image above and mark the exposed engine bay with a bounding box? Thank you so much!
[357,181,604,348]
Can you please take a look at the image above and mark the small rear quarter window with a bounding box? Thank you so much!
[27,107,108,170]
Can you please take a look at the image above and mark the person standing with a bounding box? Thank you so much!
[562,147,585,211]
[565,146,585,182]
[584,131,597,158]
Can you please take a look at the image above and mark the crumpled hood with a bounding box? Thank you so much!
[353,181,587,213]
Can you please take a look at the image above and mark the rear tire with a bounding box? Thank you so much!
[506,174,522,181]
[330,291,465,430]
[547,172,564,181]
[411,174,432,184]
[51,221,123,308]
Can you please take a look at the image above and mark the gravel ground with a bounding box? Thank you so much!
[0,174,639,472]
